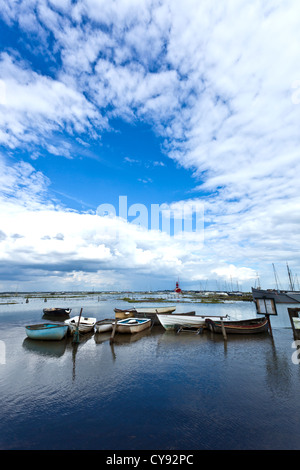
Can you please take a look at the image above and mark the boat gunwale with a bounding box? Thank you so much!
[205,317,268,329]
[25,323,66,330]
[65,316,97,325]
[95,318,115,325]
[117,318,151,325]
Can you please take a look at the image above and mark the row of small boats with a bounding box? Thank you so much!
[26,305,177,340]
[114,306,269,334]
[25,316,152,340]
[25,304,270,341]
[42,305,177,320]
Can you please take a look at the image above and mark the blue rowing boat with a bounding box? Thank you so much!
[25,323,69,341]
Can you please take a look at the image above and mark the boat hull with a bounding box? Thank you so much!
[65,316,97,334]
[114,306,176,320]
[135,310,195,325]
[114,309,135,319]
[25,324,68,341]
[43,308,71,315]
[95,319,114,333]
[116,318,151,334]
[205,317,269,334]
[135,306,176,314]
[157,314,222,330]
[252,287,300,304]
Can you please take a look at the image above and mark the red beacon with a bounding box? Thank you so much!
[175,281,182,294]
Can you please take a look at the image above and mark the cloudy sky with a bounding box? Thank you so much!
[0,0,300,292]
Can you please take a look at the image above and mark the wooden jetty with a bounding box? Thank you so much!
[288,308,300,339]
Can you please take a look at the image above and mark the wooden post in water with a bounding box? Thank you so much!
[73,307,83,343]
[266,314,273,337]
[110,318,118,344]
[220,320,227,341]
[288,308,300,340]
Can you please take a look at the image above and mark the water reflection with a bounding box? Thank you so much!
[69,331,94,381]
[42,313,70,322]
[112,328,152,344]
[94,326,159,362]
[71,342,79,381]
[3,298,300,450]
[22,337,68,357]
[94,331,111,344]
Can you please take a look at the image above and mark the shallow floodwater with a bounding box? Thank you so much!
[0,295,299,450]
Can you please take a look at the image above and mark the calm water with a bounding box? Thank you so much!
[0,295,300,450]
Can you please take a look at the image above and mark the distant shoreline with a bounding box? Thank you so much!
[0,291,253,303]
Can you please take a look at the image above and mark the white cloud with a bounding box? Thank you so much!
[0,157,209,289]
[1,1,300,288]
[124,156,140,164]
[212,264,256,282]
[0,52,106,149]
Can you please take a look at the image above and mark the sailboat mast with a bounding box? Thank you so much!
[287,263,295,291]
[272,263,279,290]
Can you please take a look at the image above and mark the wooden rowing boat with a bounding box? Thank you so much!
[134,306,176,314]
[114,305,176,319]
[65,316,97,334]
[25,323,69,341]
[135,310,195,325]
[43,307,71,316]
[205,317,269,334]
[116,318,151,334]
[95,319,114,333]
[114,307,193,325]
[114,308,135,319]
[157,314,227,330]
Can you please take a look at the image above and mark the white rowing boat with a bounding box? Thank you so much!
[65,316,97,334]
[95,319,114,333]
[157,314,228,330]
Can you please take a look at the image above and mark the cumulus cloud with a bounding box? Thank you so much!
[0,0,300,288]
[0,157,209,289]
[0,52,106,150]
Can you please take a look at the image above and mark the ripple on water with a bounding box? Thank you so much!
[0,298,300,450]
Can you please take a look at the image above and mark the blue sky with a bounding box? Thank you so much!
[0,0,300,291]
[40,119,196,213]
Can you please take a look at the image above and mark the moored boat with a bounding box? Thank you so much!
[25,323,69,341]
[114,308,136,313]
[135,310,196,325]
[95,319,114,333]
[135,306,176,314]
[205,316,269,334]
[114,305,176,321]
[116,318,151,334]
[65,316,96,334]
[114,307,193,324]
[157,314,228,331]
[252,287,300,304]
[114,308,135,319]
[43,307,72,316]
